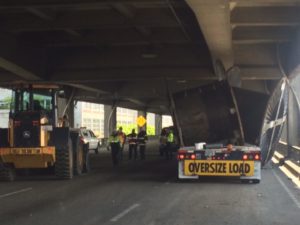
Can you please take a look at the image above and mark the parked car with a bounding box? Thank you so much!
[79,128,101,154]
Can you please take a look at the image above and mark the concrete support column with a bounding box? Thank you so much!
[104,105,116,138]
[68,100,75,128]
[56,97,74,127]
[138,110,147,132]
[56,97,66,120]
[155,114,162,136]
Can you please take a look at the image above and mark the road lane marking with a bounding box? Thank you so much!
[273,170,300,209]
[0,187,32,199]
[110,203,140,222]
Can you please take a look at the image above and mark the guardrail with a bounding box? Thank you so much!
[277,140,300,163]
[275,141,300,182]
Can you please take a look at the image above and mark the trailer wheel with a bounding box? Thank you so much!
[0,166,15,182]
[241,179,250,184]
[73,141,84,176]
[55,139,73,180]
[252,179,260,184]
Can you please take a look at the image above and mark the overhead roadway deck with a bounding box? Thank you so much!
[1,0,299,113]
[1,0,300,165]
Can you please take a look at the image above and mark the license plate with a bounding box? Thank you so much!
[11,148,41,155]
[184,160,254,176]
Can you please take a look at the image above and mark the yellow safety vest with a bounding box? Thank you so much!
[167,132,174,143]
[109,136,120,143]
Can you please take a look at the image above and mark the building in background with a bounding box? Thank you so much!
[74,101,105,138]
[74,103,141,137]
[117,107,138,134]
[162,115,173,128]
[0,88,12,128]
[146,113,155,135]
[74,102,170,137]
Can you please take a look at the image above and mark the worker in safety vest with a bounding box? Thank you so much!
[137,129,148,160]
[108,130,121,166]
[166,129,174,160]
[127,129,137,160]
[118,127,126,160]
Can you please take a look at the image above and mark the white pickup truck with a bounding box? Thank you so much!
[79,128,101,154]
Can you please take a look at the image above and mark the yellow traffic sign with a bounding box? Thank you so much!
[137,116,146,127]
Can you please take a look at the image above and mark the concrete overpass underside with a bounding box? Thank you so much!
[1,0,300,164]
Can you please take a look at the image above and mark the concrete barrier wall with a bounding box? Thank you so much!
[277,140,300,163]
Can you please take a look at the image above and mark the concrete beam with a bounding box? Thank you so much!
[25,7,55,21]
[0,36,44,81]
[44,28,189,47]
[233,26,293,44]
[0,1,185,10]
[155,114,162,136]
[51,67,214,82]
[186,0,234,70]
[51,66,281,82]
[1,9,180,32]
[104,105,117,138]
[232,0,300,8]
[0,58,41,80]
[25,7,82,37]
[234,44,278,66]
[111,3,152,38]
[231,6,300,27]
[72,85,150,112]
[239,66,282,80]
[48,45,210,70]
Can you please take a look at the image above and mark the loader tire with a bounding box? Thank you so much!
[55,139,73,180]
[82,144,91,173]
[73,140,84,176]
[0,166,16,182]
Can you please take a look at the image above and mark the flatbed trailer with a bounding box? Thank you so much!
[177,144,261,183]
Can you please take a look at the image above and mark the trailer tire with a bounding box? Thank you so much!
[252,179,260,184]
[55,139,73,180]
[241,179,250,184]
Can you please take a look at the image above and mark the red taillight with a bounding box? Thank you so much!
[178,154,185,160]
[243,154,248,160]
[190,154,196,160]
[14,121,21,127]
[80,137,84,144]
[254,154,260,160]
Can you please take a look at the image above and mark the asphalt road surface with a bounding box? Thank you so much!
[1,141,300,225]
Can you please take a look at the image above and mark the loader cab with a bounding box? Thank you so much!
[10,87,57,125]
[9,85,58,148]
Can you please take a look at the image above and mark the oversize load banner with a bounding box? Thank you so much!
[184,160,254,176]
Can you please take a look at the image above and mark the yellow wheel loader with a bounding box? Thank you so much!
[0,84,90,181]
